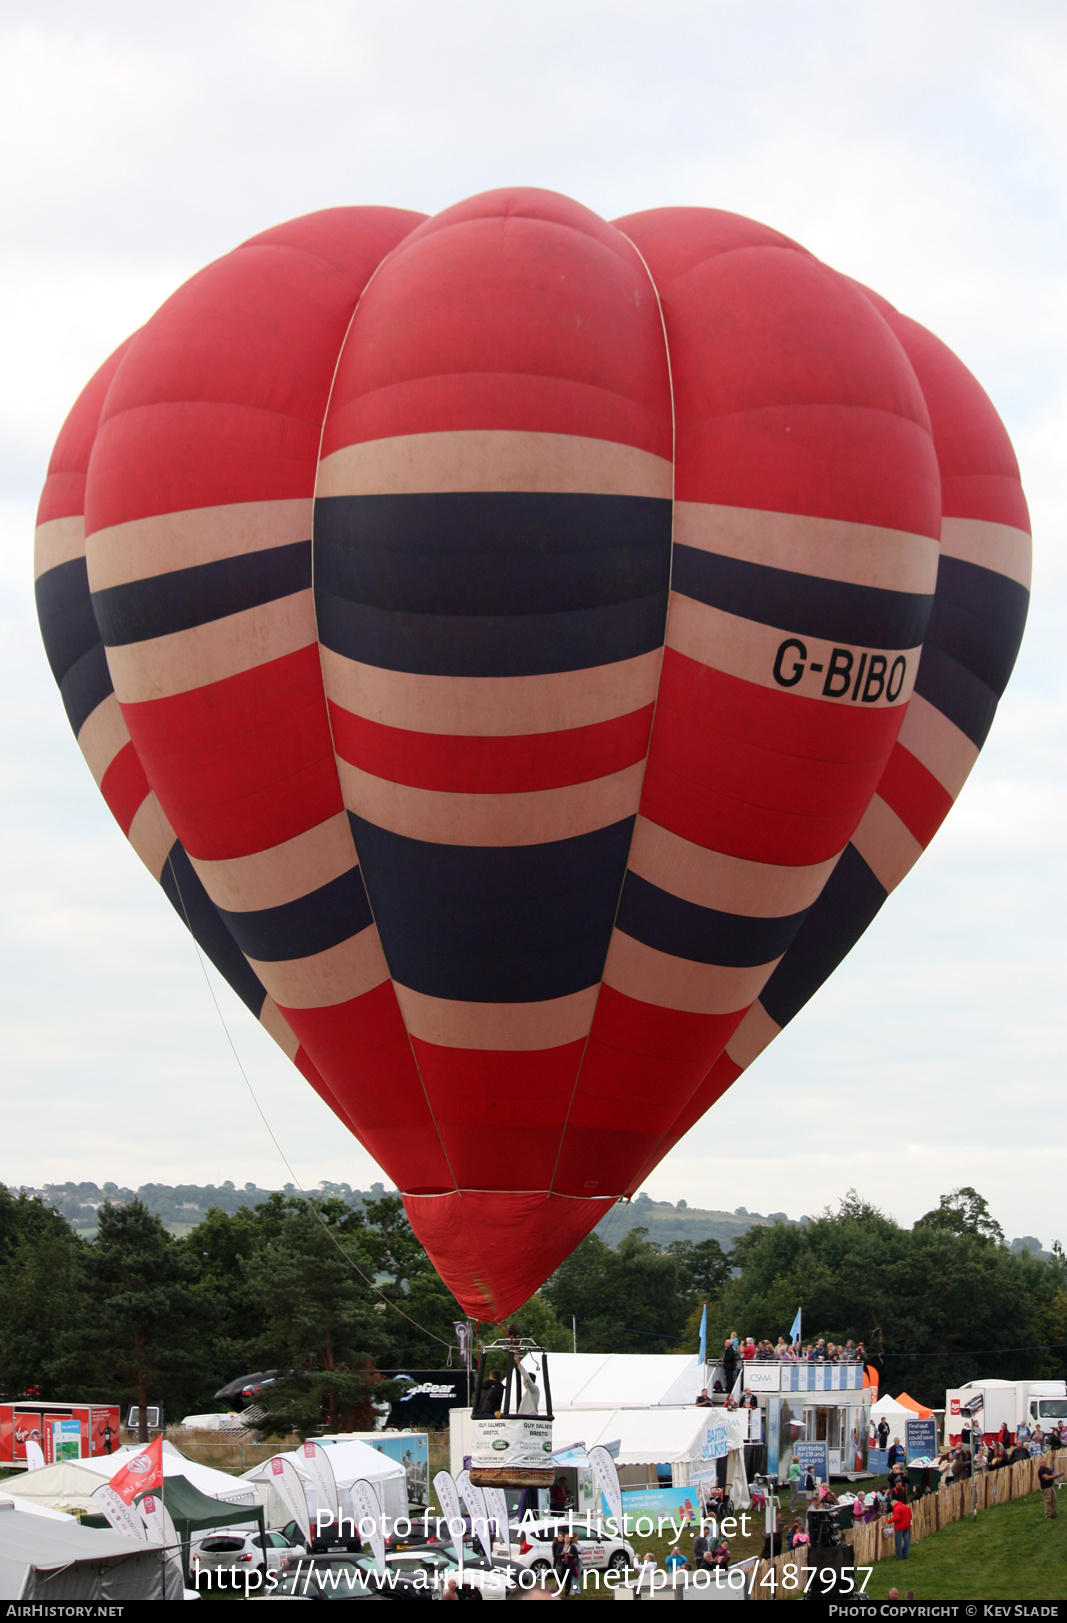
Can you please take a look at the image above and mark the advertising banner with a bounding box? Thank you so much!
[91,1407,120,1458]
[743,1366,781,1392]
[794,1441,828,1485]
[598,1485,700,1532]
[456,1469,493,1562]
[51,1418,81,1462]
[351,1478,385,1575]
[433,1468,464,1534]
[366,1432,429,1508]
[767,1398,781,1479]
[25,1440,45,1471]
[483,1485,509,1542]
[699,1418,730,1463]
[268,1455,312,1543]
[92,1483,147,1542]
[140,1492,184,1596]
[905,1418,938,1463]
[470,1415,552,1472]
[300,1440,340,1521]
[588,1444,623,1534]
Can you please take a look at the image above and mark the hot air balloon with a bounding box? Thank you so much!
[33,190,1030,1323]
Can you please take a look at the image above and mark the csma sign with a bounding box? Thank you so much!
[772,638,908,705]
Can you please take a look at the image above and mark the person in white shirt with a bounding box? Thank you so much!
[514,1354,541,1414]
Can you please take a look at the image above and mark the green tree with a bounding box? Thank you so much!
[54,1199,202,1436]
[915,1186,1005,1245]
[0,1189,85,1397]
[543,1229,693,1352]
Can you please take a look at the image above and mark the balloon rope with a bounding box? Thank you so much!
[153,804,451,1348]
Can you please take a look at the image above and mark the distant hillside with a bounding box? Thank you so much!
[10,1178,390,1235]
[12,1179,806,1249]
[593,1194,807,1250]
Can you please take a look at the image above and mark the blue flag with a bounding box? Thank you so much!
[698,1304,707,1364]
[789,1307,802,1347]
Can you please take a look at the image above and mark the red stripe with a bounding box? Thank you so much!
[551,987,745,1197]
[876,744,954,848]
[328,703,654,793]
[278,981,454,1194]
[120,646,341,861]
[624,1050,745,1195]
[36,340,132,527]
[640,652,903,865]
[411,1036,585,1190]
[99,741,150,835]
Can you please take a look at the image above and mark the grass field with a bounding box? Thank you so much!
[860,1489,1065,1602]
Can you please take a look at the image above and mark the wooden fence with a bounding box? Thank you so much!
[747,1453,1056,1599]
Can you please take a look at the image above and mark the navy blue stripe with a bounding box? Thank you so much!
[313,493,671,617]
[759,844,887,1029]
[348,813,633,1003]
[925,555,1029,698]
[91,539,311,648]
[159,842,267,1018]
[36,558,101,684]
[912,642,997,750]
[60,641,114,736]
[316,590,668,678]
[671,546,933,652]
[616,872,808,968]
[216,866,373,963]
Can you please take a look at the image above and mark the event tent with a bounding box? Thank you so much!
[0,1504,180,1601]
[895,1393,935,1419]
[540,1354,704,1410]
[2,1439,256,1513]
[869,1396,917,1433]
[245,1439,407,1527]
[83,1476,266,1548]
[0,1493,75,1523]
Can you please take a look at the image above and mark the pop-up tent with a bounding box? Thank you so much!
[0,1503,180,1601]
[245,1439,407,1527]
[869,1396,916,1434]
[82,1477,265,1549]
[3,1439,255,1514]
[895,1392,934,1419]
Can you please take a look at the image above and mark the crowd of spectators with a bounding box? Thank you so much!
[721,1332,865,1365]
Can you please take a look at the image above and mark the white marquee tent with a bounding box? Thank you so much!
[2,1438,256,1514]
[244,1438,407,1527]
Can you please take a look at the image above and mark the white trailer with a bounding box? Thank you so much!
[944,1379,1067,1446]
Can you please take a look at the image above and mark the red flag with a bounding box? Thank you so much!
[109,1436,163,1505]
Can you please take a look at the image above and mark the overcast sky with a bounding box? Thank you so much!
[1,0,1063,1246]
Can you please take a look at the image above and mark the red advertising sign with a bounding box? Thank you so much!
[90,1406,121,1458]
[950,1398,961,1416]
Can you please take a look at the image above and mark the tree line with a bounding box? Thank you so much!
[0,1183,1062,1433]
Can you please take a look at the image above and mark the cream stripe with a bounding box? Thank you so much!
[602,930,778,1015]
[627,816,839,918]
[723,1000,782,1070]
[896,692,978,800]
[850,794,923,893]
[76,692,132,786]
[189,812,357,914]
[253,926,390,1011]
[674,502,939,595]
[105,591,316,704]
[86,498,312,591]
[127,794,177,882]
[260,995,300,1061]
[940,516,1032,590]
[338,760,645,847]
[667,593,919,708]
[320,646,662,738]
[316,430,673,500]
[34,515,86,579]
[393,985,598,1051]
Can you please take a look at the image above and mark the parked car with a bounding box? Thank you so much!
[508,1517,634,1575]
[191,1528,305,1579]
[364,1542,521,1600]
[268,1553,430,1602]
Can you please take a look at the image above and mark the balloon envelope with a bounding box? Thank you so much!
[34,191,1030,1319]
